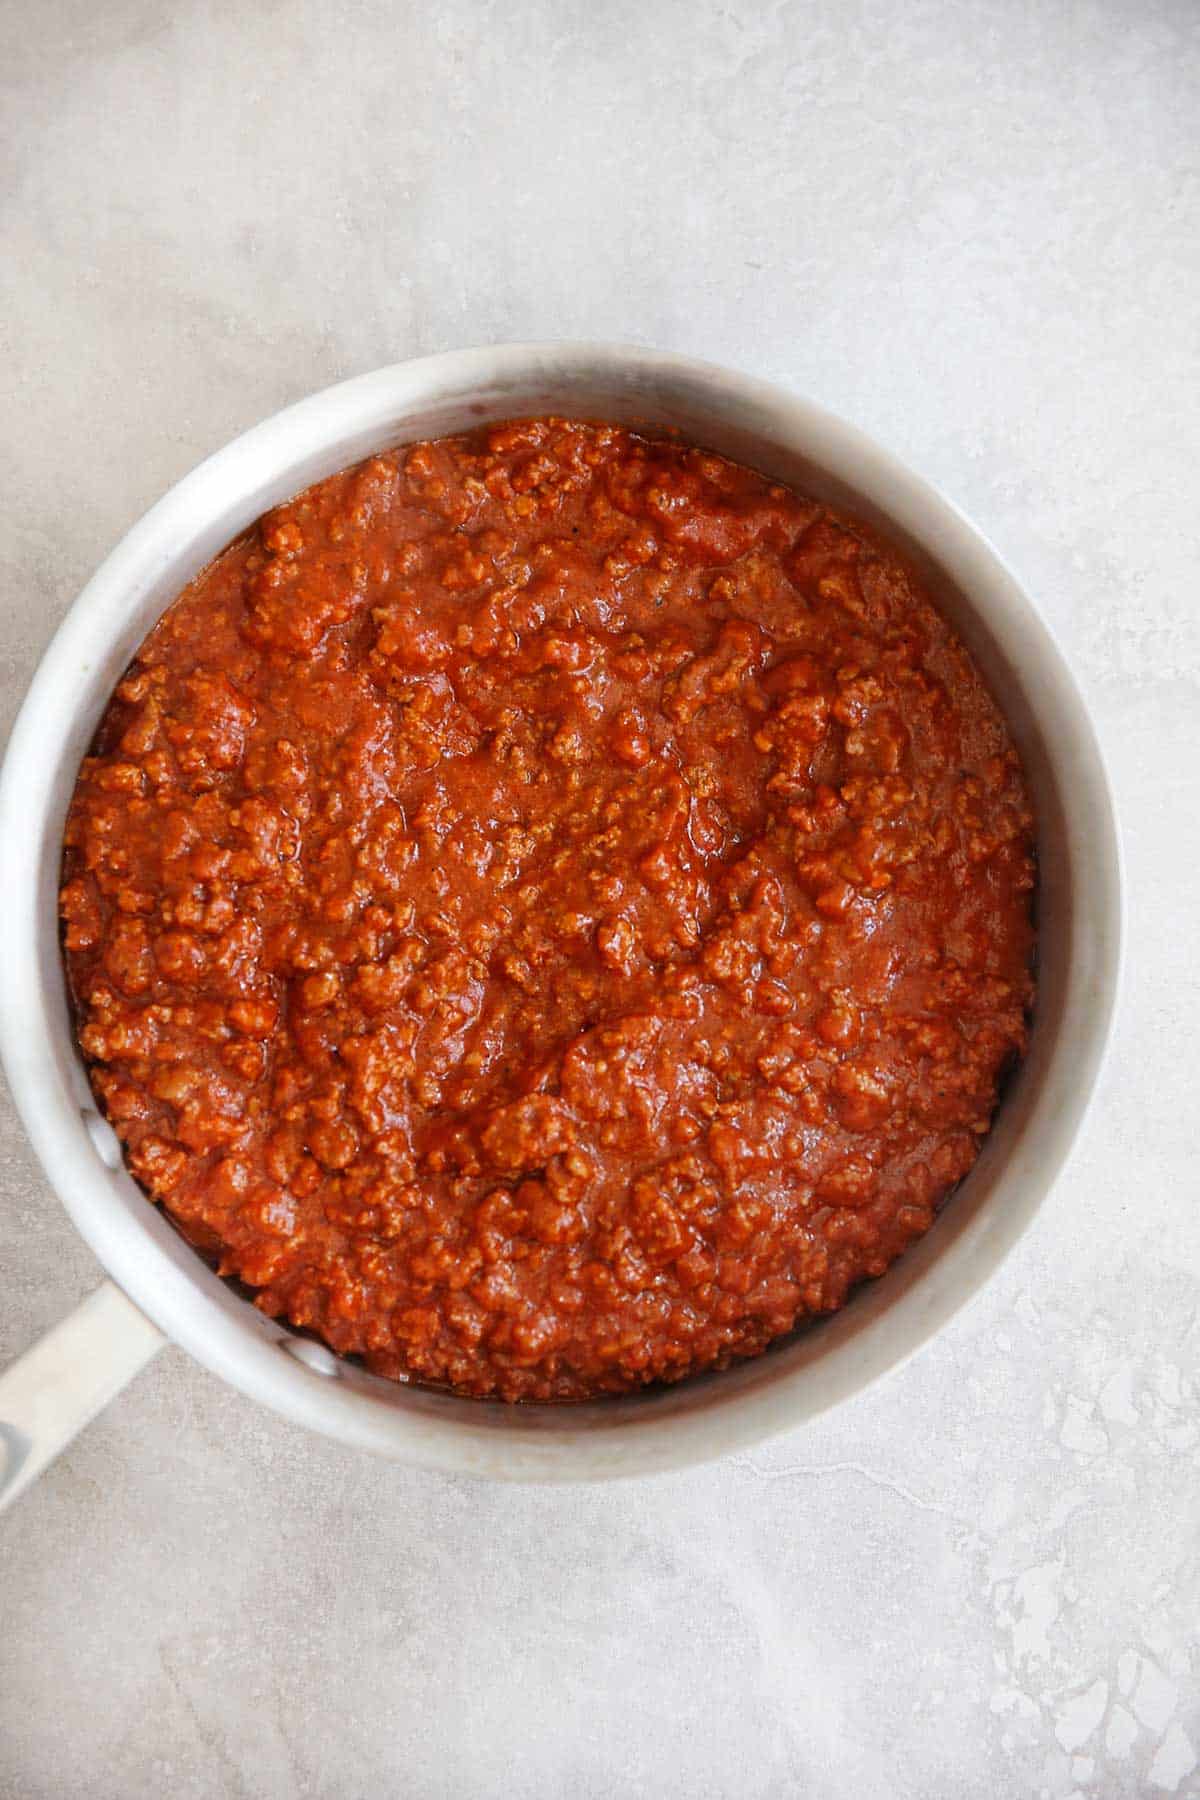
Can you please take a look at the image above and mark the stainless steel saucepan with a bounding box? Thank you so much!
[0,344,1122,1507]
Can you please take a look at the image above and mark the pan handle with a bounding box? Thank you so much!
[0,1281,165,1514]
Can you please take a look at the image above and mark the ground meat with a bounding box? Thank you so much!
[61,418,1036,1401]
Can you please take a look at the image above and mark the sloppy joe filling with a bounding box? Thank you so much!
[61,419,1035,1400]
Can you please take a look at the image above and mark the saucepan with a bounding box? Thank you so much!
[0,344,1122,1507]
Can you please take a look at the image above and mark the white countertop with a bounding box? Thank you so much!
[2,3,1198,1795]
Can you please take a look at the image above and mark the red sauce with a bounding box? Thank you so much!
[61,419,1035,1400]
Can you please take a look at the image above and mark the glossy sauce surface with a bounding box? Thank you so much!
[62,420,1035,1400]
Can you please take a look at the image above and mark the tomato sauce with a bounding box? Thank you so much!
[61,419,1035,1400]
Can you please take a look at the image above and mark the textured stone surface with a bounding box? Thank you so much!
[1,1,1198,1795]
